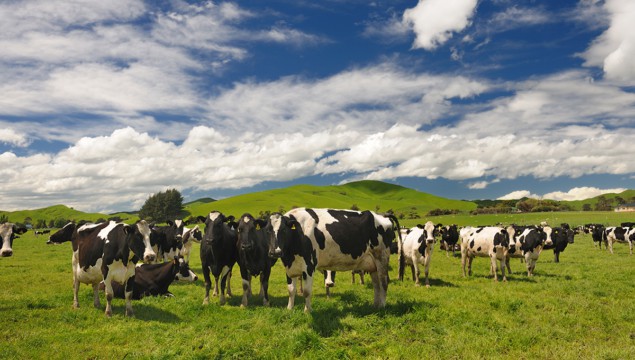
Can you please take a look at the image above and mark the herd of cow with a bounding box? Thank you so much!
[1,210,634,317]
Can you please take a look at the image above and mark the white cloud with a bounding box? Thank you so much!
[582,0,635,81]
[0,128,29,147]
[542,187,627,201]
[497,190,540,200]
[497,187,627,201]
[403,0,478,50]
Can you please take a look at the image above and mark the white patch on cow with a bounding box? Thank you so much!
[401,222,435,287]
[97,221,119,243]
[542,226,554,247]
[78,222,101,232]
[174,219,183,228]
[243,216,250,223]
[209,211,221,222]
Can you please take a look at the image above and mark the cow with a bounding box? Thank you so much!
[267,208,400,313]
[47,220,156,317]
[104,255,197,300]
[0,223,27,257]
[197,211,238,306]
[235,213,277,307]
[506,226,553,276]
[439,224,459,257]
[460,226,511,282]
[150,220,185,262]
[604,226,633,255]
[589,224,606,249]
[180,224,202,264]
[398,222,436,287]
[34,229,50,236]
[543,225,575,262]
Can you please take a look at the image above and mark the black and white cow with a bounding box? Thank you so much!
[267,208,400,312]
[47,220,156,317]
[506,226,553,276]
[398,221,436,287]
[604,226,634,255]
[543,225,575,263]
[105,255,197,300]
[150,220,185,262]
[589,224,606,249]
[0,222,27,257]
[180,224,202,264]
[460,226,511,282]
[197,211,238,306]
[236,213,277,307]
[439,224,459,257]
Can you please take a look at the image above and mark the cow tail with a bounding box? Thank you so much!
[385,214,404,282]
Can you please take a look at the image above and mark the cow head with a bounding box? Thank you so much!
[173,256,198,282]
[182,225,202,245]
[237,213,266,252]
[1,223,27,257]
[417,221,437,245]
[47,221,76,245]
[542,226,554,247]
[493,228,510,249]
[267,213,299,259]
[126,220,157,263]
[201,211,234,244]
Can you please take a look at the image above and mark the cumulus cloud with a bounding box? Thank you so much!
[0,128,29,147]
[403,0,478,50]
[498,187,627,201]
[582,0,635,81]
[497,190,540,201]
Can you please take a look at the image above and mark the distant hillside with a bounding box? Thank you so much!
[0,205,138,227]
[183,180,477,219]
[564,189,635,211]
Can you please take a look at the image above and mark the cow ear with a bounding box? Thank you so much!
[416,224,424,229]
[167,220,174,226]
[123,225,133,235]
[196,216,206,223]
[14,226,28,235]
[226,215,235,223]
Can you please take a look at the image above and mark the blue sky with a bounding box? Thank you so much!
[1,0,634,212]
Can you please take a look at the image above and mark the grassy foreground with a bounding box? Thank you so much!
[2,215,635,359]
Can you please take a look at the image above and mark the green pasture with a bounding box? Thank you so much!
[2,212,635,359]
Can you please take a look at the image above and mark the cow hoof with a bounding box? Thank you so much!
[203,298,209,306]
[126,310,135,317]
[263,301,270,307]
[105,311,112,318]
[425,284,430,289]
[415,283,421,287]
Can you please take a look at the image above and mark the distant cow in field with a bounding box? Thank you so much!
[543,225,575,262]
[604,226,634,255]
[439,224,459,257]
[588,224,606,249]
[34,229,50,236]
[104,255,197,300]
[506,226,553,276]
[151,220,185,262]
[398,221,437,287]
[0,222,27,257]
[460,226,511,282]
[47,220,156,317]
[180,224,202,264]
[267,208,400,312]
[197,211,238,306]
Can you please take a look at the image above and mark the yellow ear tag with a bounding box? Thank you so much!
[256,224,261,230]
[291,225,296,230]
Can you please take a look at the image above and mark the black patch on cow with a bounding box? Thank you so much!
[77,222,111,270]
[475,227,484,233]
[477,246,481,252]
[323,210,377,259]
[469,240,475,249]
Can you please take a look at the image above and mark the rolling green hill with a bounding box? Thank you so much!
[564,189,635,210]
[183,180,477,219]
[0,205,139,227]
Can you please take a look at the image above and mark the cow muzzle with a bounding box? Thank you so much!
[545,239,554,247]
[241,244,254,252]
[1,249,13,257]
[269,248,282,258]
[144,253,157,263]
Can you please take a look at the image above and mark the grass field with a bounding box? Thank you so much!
[2,212,635,359]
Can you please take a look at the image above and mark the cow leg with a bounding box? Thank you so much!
[360,271,365,285]
[424,256,431,288]
[72,273,81,309]
[499,256,507,282]
[124,276,135,317]
[92,283,101,308]
[370,253,389,308]
[302,273,313,313]
[286,275,296,310]
[241,273,251,308]
[489,255,499,282]
[202,266,212,305]
[351,272,355,284]
[413,263,421,286]
[505,257,512,274]
[212,278,219,297]
[262,270,270,307]
[410,264,416,282]
[103,280,114,317]
[554,251,560,263]
[630,241,633,255]
[609,240,614,254]
[226,270,233,297]
[219,267,232,305]
[467,256,474,276]
[324,271,334,299]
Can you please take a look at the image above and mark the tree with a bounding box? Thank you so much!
[139,188,184,222]
[582,203,592,211]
